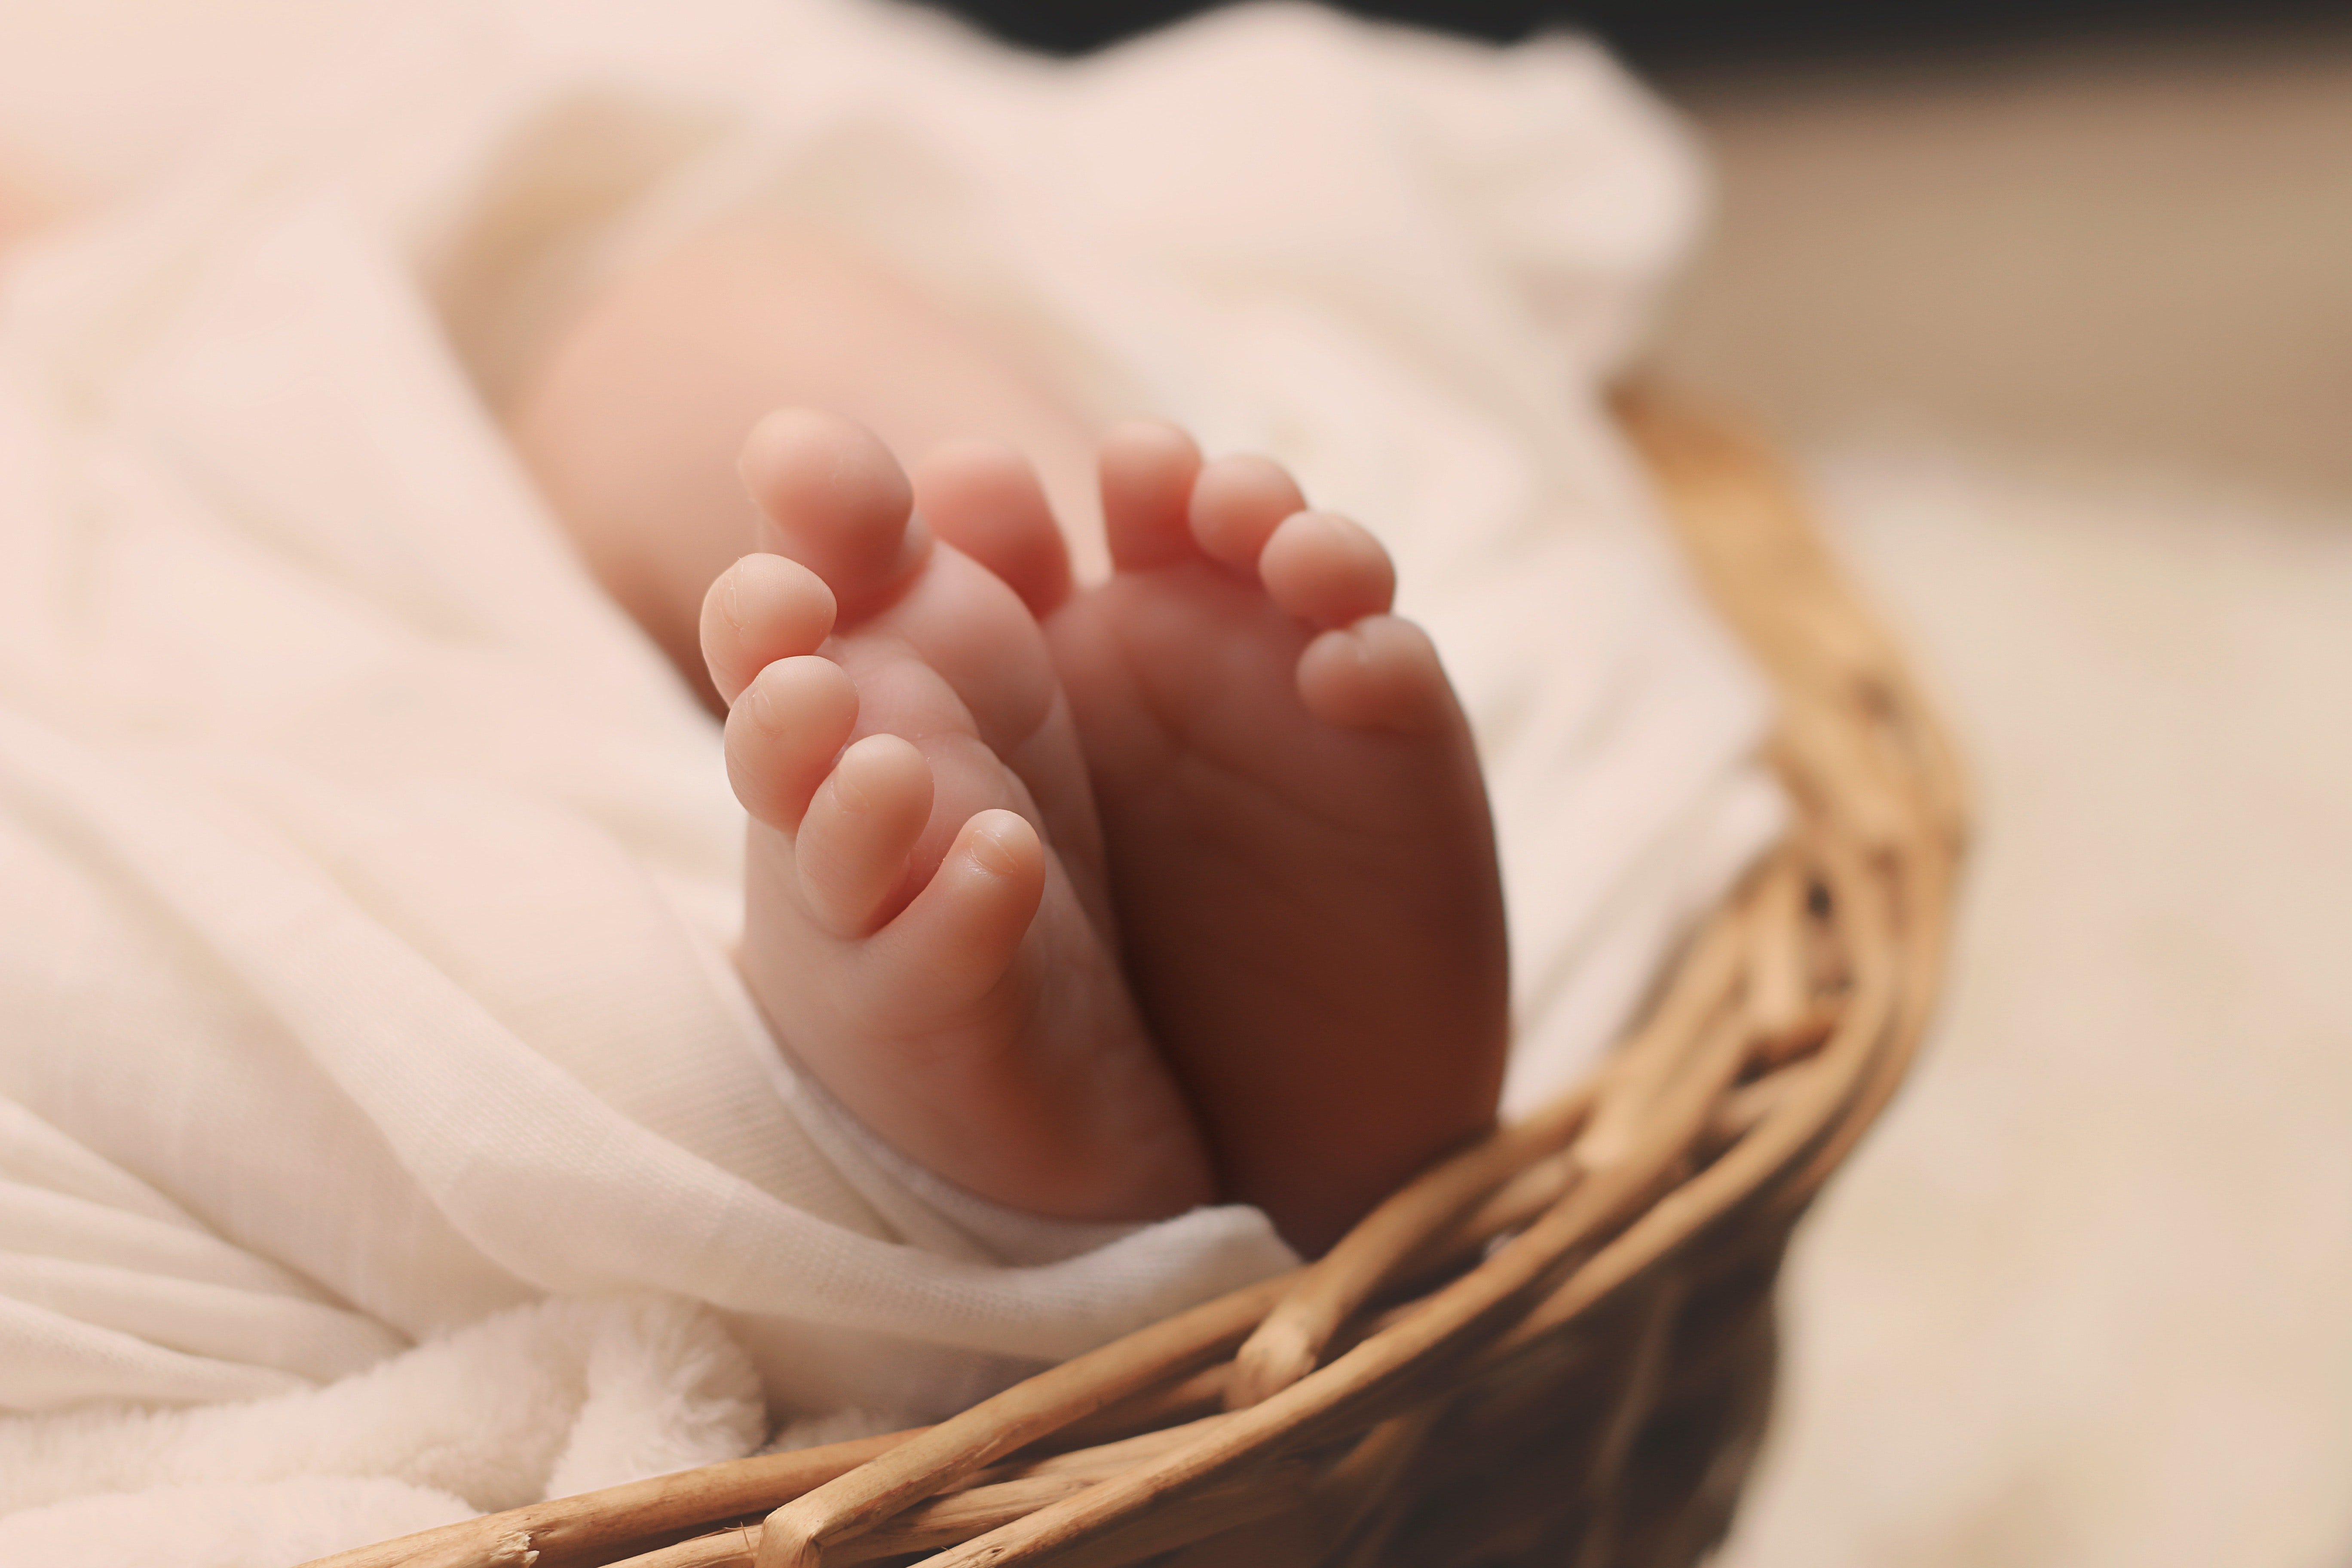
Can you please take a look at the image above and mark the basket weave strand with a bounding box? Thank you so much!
[305,386,1964,1568]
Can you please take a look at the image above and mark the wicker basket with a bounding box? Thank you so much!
[309,386,1965,1568]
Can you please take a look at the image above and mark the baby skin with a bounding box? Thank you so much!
[702,410,1507,1253]
[513,223,1507,1252]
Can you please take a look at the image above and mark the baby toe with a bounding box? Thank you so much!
[859,808,1045,1022]
[795,733,935,936]
[1098,421,1204,573]
[739,409,929,617]
[724,655,859,830]
[1259,510,1396,629]
[701,553,838,706]
[912,440,1074,617]
[1188,453,1306,569]
[1295,615,1454,734]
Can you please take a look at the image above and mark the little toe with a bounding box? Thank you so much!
[738,409,929,617]
[724,654,859,829]
[701,553,839,706]
[912,440,1074,617]
[1296,615,1455,734]
[1189,453,1307,570]
[795,733,935,935]
[1098,421,1204,573]
[1259,511,1396,629]
[861,808,1045,1021]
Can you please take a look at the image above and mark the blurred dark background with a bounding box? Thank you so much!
[920,0,2350,67]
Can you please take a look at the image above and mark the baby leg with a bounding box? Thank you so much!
[511,220,1104,707]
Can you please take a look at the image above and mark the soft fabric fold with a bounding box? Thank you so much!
[0,0,1777,1552]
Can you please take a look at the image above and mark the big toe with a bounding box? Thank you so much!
[1097,420,1204,572]
[912,439,1073,617]
[739,409,928,616]
[1296,615,1455,734]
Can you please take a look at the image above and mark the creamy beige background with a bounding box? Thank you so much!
[1653,27,2352,505]
[1651,31,2352,1568]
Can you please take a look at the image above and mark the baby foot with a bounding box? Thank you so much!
[701,410,1212,1223]
[916,427,1509,1254]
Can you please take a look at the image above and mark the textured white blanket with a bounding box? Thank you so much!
[0,0,1776,1556]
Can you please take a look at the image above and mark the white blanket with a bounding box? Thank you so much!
[0,0,1778,1556]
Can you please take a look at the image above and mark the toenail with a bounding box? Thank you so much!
[746,675,780,733]
[717,571,747,638]
[967,813,1027,876]
[832,753,873,812]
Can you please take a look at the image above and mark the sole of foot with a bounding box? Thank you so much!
[701,409,1212,1224]
[917,423,1510,1255]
